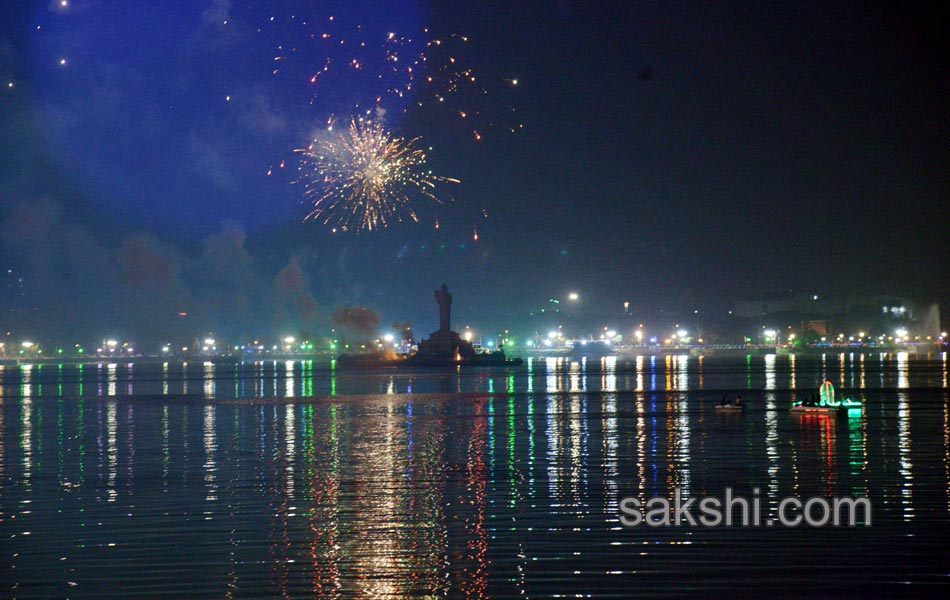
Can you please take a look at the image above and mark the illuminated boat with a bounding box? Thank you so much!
[791,380,862,415]
[715,403,744,413]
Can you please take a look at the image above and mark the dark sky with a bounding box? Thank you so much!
[1,1,947,343]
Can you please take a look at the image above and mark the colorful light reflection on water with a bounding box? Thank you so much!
[0,352,949,597]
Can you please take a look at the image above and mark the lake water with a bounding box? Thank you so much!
[1,352,948,597]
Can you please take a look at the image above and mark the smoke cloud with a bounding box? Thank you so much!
[331,306,381,338]
[0,197,335,346]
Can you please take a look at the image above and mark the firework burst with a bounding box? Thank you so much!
[295,119,459,232]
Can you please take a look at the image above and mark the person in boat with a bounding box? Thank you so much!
[721,396,728,406]
[734,395,742,406]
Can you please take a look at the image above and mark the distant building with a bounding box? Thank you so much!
[732,291,839,319]
[734,291,938,338]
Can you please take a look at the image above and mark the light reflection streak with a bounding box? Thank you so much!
[526,357,534,392]
[603,356,616,392]
[944,393,949,516]
[162,362,169,396]
[897,352,909,390]
[309,403,341,596]
[635,355,644,392]
[698,354,704,389]
[859,353,866,390]
[20,365,33,486]
[636,393,646,500]
[204,405,217,502]
[765,390,779,516]
[22,363,33,399]
[847,353,856,388]
[204,361,215,398]
[568,395,587,504]
[847,406,867,496]
[897,391,913,520]
[789,353,796,390]
[303,360,313,397]
[526,395,536,495]
[162,405,170,491]
[350,401,398,598]
[675,394,691,497]
[285,360,296,398]
[942,351,947,388]
[126,404,135,491]
[255,361,263,398]
[676,355,688,391]
[601,394,620,521]
[107,400,117,502]
[764,354,776,391]
[107,363,117,397]
[285,404,295,499]
[508,396,516,508]
[569,360,582,392]
[664,355,672,391]
[546,395,561,497]
[650,355,657,391]
[457,400,490,597]
[794,412,837,496]
[879,352,887,389]
[838,353,846,388]
[545,357,558,392]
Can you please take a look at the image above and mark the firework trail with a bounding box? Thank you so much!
[295,119,458,232]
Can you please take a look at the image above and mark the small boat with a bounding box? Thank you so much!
[715,403,745,413]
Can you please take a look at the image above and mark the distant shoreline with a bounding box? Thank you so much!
[2,344,943,367]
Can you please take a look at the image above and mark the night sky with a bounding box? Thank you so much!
[1,1,947,343]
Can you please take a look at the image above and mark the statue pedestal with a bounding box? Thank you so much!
[416,329,474,358]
